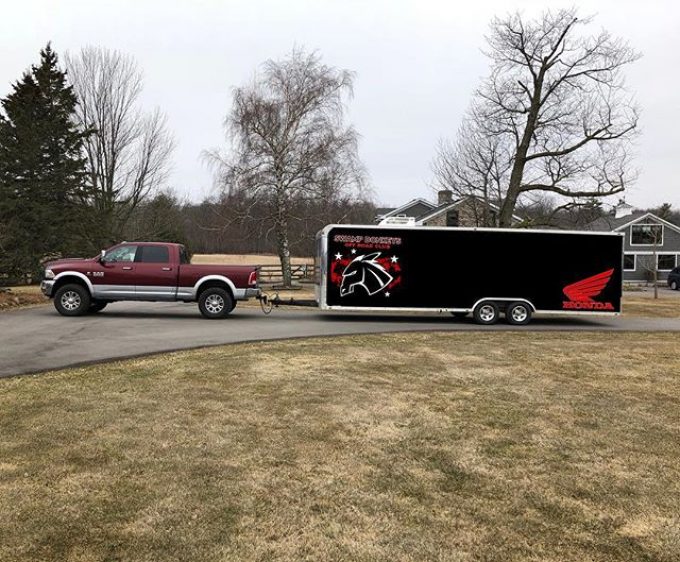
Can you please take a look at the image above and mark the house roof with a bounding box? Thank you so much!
[376,198,435,220]
[585,211,680,234]
[415,197,522,225]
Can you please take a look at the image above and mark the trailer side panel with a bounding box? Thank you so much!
[320,226,623,314]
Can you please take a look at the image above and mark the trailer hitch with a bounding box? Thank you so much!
[257,293,318,315]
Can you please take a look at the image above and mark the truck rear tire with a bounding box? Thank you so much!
[198,287,234,319]
[506,302,532,325]
[54,283,91,317]
[473,301,499,325]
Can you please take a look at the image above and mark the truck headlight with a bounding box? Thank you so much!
[44,269,55,279]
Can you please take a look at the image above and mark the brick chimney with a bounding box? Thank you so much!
[438,190,453,206]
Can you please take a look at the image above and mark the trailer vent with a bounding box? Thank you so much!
[379,215,416,226]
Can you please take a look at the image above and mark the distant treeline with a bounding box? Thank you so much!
[123,190,375,257]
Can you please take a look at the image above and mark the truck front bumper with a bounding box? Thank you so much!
[41,280,55,298]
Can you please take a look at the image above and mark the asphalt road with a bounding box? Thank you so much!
[2,301,680,378]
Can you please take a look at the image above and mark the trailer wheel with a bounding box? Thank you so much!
[506,302,532,326]
[473,301,500,325]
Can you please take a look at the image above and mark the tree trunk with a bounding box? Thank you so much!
[275,193,293,288]
[498,70,546,227]
[653,242,658,300]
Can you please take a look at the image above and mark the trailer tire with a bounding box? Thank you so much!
[198,287,234,319]
[506,302,532,326]
[473,301,500,325]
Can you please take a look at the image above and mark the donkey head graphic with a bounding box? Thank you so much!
[339,252,394,297]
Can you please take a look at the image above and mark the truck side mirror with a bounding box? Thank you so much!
[100,250,107,263]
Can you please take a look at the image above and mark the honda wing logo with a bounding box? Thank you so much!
[562,269,615,311]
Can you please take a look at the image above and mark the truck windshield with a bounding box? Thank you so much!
[105,245,138,263]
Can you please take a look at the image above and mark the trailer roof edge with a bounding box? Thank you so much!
[319,224,624,238]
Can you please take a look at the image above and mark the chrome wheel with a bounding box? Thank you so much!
[61,291,81,311]
[205,294,224,314]
[511,305,528,323]
[506,301,533,325]
[479,305,496,323]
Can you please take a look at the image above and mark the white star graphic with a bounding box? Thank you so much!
[350,248,357,254]
[334,253,342,260]
[390,255,399,263]
[385,291,390,297]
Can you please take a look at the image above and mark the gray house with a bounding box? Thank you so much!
[376,191,521,227]
[586,202,680,282]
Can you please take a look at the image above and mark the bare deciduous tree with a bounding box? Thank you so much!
[434,8,640,227]
[65,47,174,246]
[209,49,367,286]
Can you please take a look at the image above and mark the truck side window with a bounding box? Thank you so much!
[137,246,170,264]
[105,245,138,263]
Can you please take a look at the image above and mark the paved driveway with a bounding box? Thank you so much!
[2,302,680,378]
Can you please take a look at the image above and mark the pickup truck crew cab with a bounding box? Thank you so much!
[41,242,259,319]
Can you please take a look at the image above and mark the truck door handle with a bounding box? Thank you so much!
[122,266,133,270]
[162,267,172,271]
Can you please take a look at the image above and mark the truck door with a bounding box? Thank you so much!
[134,245,178,300]
[97,244,139,299]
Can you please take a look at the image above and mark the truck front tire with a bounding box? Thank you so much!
[54,283,91,317]
[198,287,234,319]
[473,301,500,325]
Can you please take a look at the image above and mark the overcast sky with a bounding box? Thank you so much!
[2,0,678,208]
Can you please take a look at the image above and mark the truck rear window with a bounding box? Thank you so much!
[137,246,170,263]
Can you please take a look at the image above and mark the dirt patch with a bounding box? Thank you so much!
[0,287,47,311]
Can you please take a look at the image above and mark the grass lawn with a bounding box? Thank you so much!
[1,332,679,561]
[622,292,680,318]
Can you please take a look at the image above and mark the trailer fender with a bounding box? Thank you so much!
[470,297,536,312]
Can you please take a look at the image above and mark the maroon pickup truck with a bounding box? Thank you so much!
[40,242,259,319]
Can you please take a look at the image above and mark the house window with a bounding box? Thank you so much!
[657,254,676,271]
[623,254,636,271]
[631,223,663,245]
[446,210,459,227]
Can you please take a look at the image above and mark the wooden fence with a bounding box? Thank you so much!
[257,264,316,285]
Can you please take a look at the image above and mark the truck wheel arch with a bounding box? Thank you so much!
[52,271,94,296]
[194,276,236,302]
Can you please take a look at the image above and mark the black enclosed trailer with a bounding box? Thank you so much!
[314,224,624,325]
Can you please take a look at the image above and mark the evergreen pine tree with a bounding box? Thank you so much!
[0,43,90,281]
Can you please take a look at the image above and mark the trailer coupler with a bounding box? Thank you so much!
[258,293,319,315]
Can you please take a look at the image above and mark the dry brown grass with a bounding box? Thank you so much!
[1,332,679,561]
[191,253,312,265]
[622,291,680,318]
